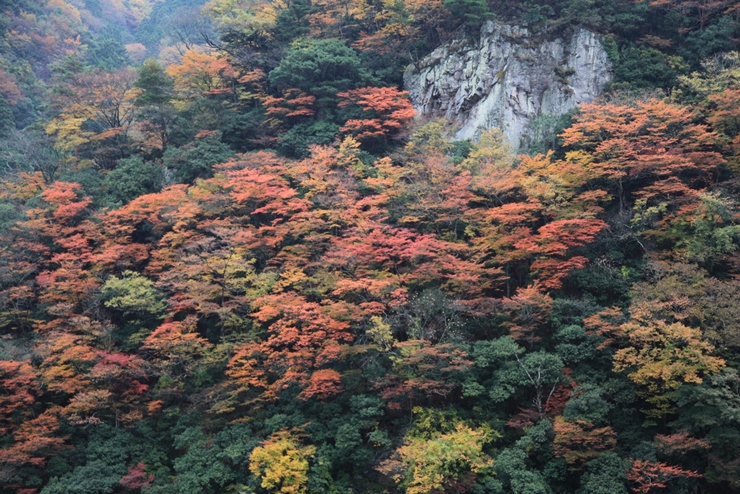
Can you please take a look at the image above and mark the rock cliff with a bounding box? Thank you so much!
[403,22,613,149]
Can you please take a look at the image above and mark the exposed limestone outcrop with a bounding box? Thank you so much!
[403,22,613,149]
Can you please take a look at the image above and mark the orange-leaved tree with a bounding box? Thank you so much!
[560,98,725,224]
[338,86,416,144]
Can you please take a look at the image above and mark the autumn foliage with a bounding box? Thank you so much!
[338,87,416,143]
[1,3,738,486]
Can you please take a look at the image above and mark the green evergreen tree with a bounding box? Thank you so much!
[268,39,375,107]
[0,93,15,137]
[102,156,163,207]
[135,59,174,107]
[163,131,234,183]
[444,0,493,31]
[135,59,176,151]
[86,27,131,71]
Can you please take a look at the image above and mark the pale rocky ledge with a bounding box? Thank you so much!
[404,21,613,150]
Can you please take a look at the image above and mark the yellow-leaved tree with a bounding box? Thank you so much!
[248,430,316,493]
[380,420,494,494]
[613,302,725,421]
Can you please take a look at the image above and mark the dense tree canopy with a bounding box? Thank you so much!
[0,0,739,493]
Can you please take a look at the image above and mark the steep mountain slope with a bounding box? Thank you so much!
[405,21,613,148]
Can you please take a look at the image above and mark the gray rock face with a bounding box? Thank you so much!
[403,22,613,149]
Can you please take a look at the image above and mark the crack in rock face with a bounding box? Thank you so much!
[404,22,613,150]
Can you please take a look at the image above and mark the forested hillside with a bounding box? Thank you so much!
[1,0,739,493]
